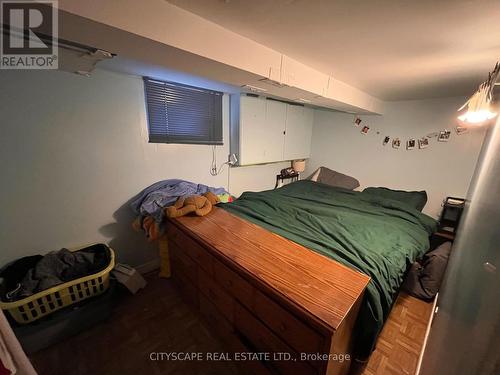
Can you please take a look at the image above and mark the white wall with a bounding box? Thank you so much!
[1,68,481,269]
[307,97,487,218]
[0,68,283,267]
[229,161,290,197]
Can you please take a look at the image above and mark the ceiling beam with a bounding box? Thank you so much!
[58,0,384,114]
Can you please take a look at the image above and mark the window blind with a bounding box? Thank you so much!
[143,77,223,145]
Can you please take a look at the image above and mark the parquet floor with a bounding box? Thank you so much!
[360,293,433,375]
[30,275,239,375]
[30,274,433,375]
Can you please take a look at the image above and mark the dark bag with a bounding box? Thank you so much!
[402,241,452,300]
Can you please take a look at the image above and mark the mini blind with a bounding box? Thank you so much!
[143,77,223,145]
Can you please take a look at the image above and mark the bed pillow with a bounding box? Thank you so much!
[307,167,360,190]
[362,186,427,211]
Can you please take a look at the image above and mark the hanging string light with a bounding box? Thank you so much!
[457,62,499,124]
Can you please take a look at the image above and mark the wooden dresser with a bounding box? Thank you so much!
[167,208,370,375]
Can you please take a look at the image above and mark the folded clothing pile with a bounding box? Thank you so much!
[0,245,109,302]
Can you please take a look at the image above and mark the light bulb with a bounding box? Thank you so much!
[458,109,497,124]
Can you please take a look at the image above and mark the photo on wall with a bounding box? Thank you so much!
[407,138,416,150]
[438,130,451,142]
[383,136,390,146]
[360,125,370,135]
[354,117,362,127]
[392,138,401,149]
[418,137,429,149]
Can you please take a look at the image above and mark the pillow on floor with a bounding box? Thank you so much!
[362,186,428,211]
[307,167,360,190]
[402,241,452,300]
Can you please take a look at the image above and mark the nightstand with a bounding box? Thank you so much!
[431,197,464,250]
[437,196,465,236]
[275,172,299,188]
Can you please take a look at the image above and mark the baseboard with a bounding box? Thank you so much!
[415,292,439,374]
[135,258,160,275]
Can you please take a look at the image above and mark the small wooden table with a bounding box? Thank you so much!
[275,173,300,188]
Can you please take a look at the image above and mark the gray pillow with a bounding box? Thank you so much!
[402,241,452,300]
[307,167,360,190]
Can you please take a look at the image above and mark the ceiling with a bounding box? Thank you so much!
[168,0,500,101]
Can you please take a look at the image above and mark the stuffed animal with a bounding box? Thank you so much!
[132,215,161,241]
[165,191,220,218]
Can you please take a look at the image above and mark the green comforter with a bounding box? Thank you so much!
[221,180,437,359]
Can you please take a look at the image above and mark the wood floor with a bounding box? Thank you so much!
[30,274,433,375]
[360,293,433,375]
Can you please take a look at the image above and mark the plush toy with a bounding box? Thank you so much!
[132,215,161,242]
[165,191,220,218]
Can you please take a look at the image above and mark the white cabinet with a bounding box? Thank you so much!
[281,56,330,97]
[283,105,313,160]
[238,95,265,165]
[238,96,286,165]
[231,94,313,166]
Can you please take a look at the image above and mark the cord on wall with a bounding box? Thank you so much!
[210,146,238,176]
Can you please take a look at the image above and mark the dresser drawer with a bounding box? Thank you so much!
[199,295,272,375]
[254,291,325,354]
[171,263,199,308]
[213,258,254,308]
[171,243,197,285]
[199,294,233,339]
[198,269,234,322]
[168,227,213,275]
[234,303,315,375]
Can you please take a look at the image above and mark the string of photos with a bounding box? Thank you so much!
[353,116,469,150]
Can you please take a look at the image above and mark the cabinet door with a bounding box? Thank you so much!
[281,56,329,97]
[239,96,286,165]
[283,105,313,160]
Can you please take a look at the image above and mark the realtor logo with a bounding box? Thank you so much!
[1,0,58,69]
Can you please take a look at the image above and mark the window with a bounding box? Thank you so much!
[143,77,223,145]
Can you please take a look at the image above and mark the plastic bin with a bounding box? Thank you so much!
[0,244,115,324]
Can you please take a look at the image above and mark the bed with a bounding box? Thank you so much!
[167,180,436,374]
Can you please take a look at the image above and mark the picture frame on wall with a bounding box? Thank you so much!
[354,117,362,127]
[360,125,370,135]
[438,130,451,142]
[418,137,429,149]
[383,136,390,146]
[392,138,401,149]
[407,139,416,150]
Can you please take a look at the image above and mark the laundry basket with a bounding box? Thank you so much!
[0,244,115,325]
